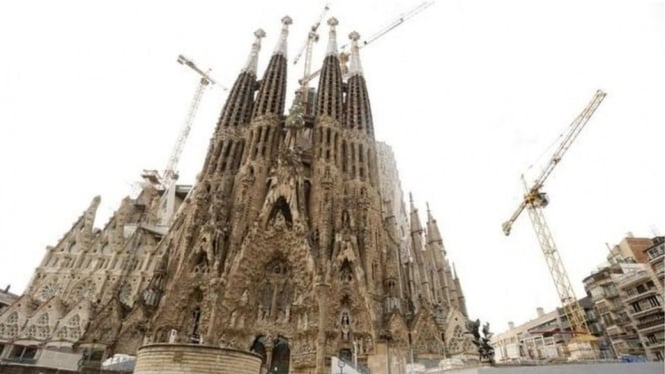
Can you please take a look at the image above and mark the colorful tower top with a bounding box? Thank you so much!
[347,31,363,76]
[242,29,266,75]
[273,16,293,56]
[326,17,339,55]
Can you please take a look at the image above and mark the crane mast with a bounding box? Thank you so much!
[298,1,434,86]
[294,3,330,114]
[158,55,217,227]
[502,90,606,358]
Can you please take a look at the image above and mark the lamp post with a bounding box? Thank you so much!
[337,359,345,374]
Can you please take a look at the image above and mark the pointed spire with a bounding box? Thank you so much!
[273,16,292,56]
[452,262,458,280]
[242,29,266,74]
[425,202,443,244]
[409,193,423,233]
[207,30,265,139]
[252,17,290,119]
[348,31,363,76]
[344,30,373,134]
[315,17,343,122]
[326,17,339,55]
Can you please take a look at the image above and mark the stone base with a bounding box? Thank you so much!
[134,343,262,374]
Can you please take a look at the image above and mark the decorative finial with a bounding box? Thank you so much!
[326,17,339,56]
[242,29,266,74]
[348,31,363,76]
[273,16,292,56]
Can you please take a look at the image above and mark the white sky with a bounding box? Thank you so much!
[1,0,663,334]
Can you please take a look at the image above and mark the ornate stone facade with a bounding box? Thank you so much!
[0,16,472,373]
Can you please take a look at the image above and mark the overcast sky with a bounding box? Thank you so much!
[1,0,663,333]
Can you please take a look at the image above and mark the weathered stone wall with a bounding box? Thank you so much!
[133,343,262,374]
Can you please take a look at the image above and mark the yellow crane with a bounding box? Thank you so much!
[502,89,606,358]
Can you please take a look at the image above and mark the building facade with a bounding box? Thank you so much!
[492,300,602,363]
[644,236,665,288]
[0,17,472,374]
[616,264,664,361]
[583,254,664,362]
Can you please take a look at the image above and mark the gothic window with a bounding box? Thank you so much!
[342,142,348,172]
[37,314,49,325]
[259,259,291,323]
[340,260,353,285]
[193,251,209,273]
[271,337,290,374]
[7,312,18,324]
[40,283,59,301]
[7,325,18,338]
[68,241,77,253]
[38,326,49,339]
[73,281,96,300]
[268,197,293,227]
[190,307,202,343]
[69,327,81,340]
[250,336,267,365]
[342,210,350,228]
[69,315,80,328]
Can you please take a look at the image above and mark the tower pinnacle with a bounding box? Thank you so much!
[326,17,339,55]
[348,31,363,76]
[273,16,292,56]
[242,29,266,74]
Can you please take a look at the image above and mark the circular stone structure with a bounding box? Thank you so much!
[134,343,262,374]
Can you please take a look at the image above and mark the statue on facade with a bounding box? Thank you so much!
[466,318,495,365]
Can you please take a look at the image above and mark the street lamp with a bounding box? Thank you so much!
[337,359,345,374]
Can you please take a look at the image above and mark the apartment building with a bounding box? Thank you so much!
[644,236,665,288]
[492,301,602,363]
[617,263,664,361]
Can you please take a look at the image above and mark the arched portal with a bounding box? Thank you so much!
[270,336,290,374]
[250,335,267,367]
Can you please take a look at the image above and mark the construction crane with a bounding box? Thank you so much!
[157,55,219,227]
[297,1,434,88]
[293,3,331,115]
[502,89,606,357]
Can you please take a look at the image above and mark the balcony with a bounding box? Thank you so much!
[637,317,665,334]
[644,339,665,349]
[605,325,624,337]
[656,267,665,279]
[3,357,37,365]
[623,288,659,304]
[618,271,652,288]
[631,305,664,319]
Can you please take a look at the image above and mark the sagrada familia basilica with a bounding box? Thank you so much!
[0,16,473,374]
